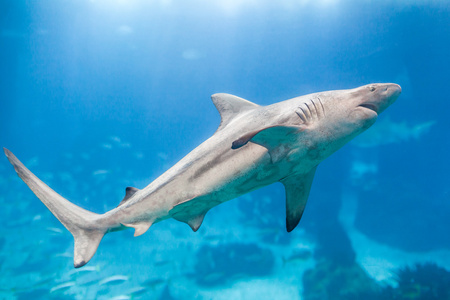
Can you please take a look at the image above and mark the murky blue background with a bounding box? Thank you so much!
[1,1,449,299]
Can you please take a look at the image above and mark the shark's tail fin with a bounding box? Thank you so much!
[4,148,107,268]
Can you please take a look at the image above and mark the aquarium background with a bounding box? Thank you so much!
[1,0,449,299]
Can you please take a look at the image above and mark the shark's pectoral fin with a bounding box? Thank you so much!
[122,221,153,237]
[172,212,207,232]
[281,166,317,232]
[232,125,304,163]
[211,93,260,131]
[118,187,140,207]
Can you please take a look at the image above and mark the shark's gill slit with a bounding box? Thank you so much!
[310,99,319,119]
[295,110,306,123]
[299,107,309,122]
[317,97,325,117]
[304,103,313,120]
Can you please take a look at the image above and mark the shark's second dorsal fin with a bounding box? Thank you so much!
[118,187,140,207]
[211,93,260,131]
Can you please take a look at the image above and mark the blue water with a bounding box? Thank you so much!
[1,1,449,299]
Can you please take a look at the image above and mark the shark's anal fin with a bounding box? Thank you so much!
[281,166,317,232]
[118,187,140,207]
[211,93,260,131]
[232,125,304,163]
[122,221,153,237]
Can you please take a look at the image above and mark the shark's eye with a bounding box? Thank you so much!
[369,86,376,92]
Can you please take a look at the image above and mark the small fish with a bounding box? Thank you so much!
[110,296,131,300]
[134,152,144,159]
[25,157,39,168]
[110,136,122,143]
[99,275,129,286]
[92,170,109,176]
[101,143,113,150]
[50,281,76,293]
[127,286,148,296]
[157,152,169,160]
[54,251,73,258]
[32,215,42,221]
[46,227,63,234]
[68,265,100,276]
[282,249,312,265]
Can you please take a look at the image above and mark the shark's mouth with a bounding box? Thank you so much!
[359,103,378,114]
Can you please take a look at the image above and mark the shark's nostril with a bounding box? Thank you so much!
[369,86,376,92]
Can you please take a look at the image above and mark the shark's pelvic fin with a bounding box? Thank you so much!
[232,125,304,163]
[122,221,153,237]
[3,148,107,268]
[118,187,140,207]
[281,166,317,232]
[211,93,259,131]
[170,195,209,232]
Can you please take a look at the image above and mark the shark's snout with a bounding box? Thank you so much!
[379,83,401,114]
[390,83,402,97]
[358,83,401,115]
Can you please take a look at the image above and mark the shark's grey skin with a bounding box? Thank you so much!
[4,83,401,268]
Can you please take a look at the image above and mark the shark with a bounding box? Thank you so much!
[4,83,401,268]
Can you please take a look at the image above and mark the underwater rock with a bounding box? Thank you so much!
[302,259,380,300]
[159,284,176,300]
[303,218,380,299]
[303,261,450,300]
[194,243,275,286]
[385,263,450,300]
[313,219,356,266]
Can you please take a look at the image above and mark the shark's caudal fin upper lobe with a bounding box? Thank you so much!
[4,148,106,268]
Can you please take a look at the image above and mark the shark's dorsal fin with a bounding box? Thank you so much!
[281,166,317,232]
[211,93,260,131]
[118,187,140,207]
[232,125,304,163]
